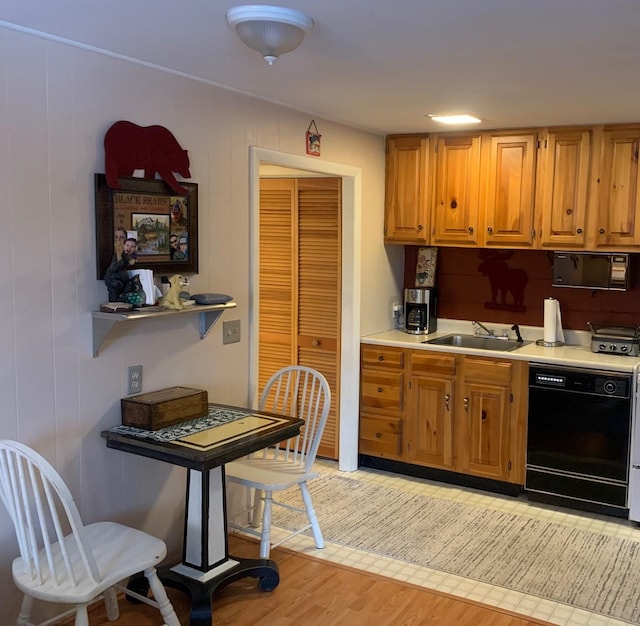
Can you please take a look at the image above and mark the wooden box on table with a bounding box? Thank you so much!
[121,386,208,430]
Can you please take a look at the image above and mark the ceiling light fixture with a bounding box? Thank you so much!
[428,114,482,125]
[226,5,314,66]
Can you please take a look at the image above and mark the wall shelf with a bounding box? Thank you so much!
[91,302,237,357]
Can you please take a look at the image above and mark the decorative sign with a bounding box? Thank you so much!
[95,174,198,279]
[306,120,321,156]
[415,247,438,287]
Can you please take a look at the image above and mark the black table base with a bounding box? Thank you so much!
[129,557,279,626]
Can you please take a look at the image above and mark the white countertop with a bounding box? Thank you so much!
[362,320,640,374]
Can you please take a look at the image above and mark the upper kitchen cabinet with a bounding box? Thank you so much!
[483,131,538,247]
[594,126,640,249]
[431,134,482,246]
[538,128,592,249]
[384,135,431,244]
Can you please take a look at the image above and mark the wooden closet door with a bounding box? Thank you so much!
[258,177,342,460]
[258,179,297,390]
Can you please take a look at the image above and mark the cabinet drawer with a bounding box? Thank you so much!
[361,371,403,410]
[361,346,404,369]
[359,415,402,456]
[410,351,457,376]
[463,357,512,385]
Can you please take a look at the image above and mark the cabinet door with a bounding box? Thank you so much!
[539,129,591,248]
[431,134,481,246]
[596,128,640,248]
[484,132,538,247]
[408,374,454,469]
[457,381,511,480]
[384,135,430,244]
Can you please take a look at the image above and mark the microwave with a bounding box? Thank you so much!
[552,252,630,290]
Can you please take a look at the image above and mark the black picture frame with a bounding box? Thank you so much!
[95,173,198,279]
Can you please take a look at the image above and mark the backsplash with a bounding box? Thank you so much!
[403,247,640,331]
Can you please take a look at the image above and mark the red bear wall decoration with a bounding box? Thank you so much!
[104,120,191,194]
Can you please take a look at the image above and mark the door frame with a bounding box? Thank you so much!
[249,146,361,471]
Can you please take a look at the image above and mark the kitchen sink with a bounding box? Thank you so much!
[423,334,528,352]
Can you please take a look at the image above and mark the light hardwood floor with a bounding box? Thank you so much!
[59,535,552,626]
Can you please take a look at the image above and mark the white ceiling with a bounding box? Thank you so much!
[2,0,640,136]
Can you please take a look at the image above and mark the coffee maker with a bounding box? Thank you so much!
[404,288,437,334]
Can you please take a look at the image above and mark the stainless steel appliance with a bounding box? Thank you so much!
[526,363,632,518]
[627,365,640,522]
[588,323,640,356]
[404,288,437,335]
[552,251,630,290]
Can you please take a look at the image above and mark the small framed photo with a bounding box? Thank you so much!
[415,247,438,287]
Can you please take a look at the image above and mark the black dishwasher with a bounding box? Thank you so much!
[525,363,632,517]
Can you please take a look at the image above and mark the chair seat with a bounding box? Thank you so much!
[226,458,318,491]
[12,521,167,604]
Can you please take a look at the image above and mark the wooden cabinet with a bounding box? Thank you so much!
[594,126,640,248]
[359,346,529,485]
[483,131,538,247]
[359,345,404,459]
[384,135,430,244]
[430,130,539,248]
[538,128,592,248]
[431,134,482,246]
[407,352,456,469]
[455,357,514,481]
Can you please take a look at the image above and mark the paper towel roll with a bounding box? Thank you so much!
[543,297,564,344]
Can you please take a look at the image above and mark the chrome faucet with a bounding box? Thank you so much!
[472,321,495,337]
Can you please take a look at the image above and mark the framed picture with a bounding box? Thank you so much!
[95,173,198,279]
[415,246,438,287]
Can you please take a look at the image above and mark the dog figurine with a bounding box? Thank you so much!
[160,274,189,310]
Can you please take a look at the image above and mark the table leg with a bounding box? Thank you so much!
[153,465,280,625]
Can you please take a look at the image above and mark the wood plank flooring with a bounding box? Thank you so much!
[60,535,552,626]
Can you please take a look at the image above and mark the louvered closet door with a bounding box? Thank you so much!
[258,179,296,391]
[258,177,342,460]
[297,178,341,459]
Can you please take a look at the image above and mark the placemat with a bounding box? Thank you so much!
[109,405,251,442]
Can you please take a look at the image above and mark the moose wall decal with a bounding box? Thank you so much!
[477,250,528,312]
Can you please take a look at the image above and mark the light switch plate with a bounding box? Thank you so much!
[223,319,241,344]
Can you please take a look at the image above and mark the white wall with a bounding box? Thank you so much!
[0,26,400,618]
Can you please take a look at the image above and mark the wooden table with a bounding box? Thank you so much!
[101,403,303,626]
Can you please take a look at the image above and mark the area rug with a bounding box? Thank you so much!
[271,474,640,624]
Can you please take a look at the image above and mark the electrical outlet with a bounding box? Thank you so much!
[223,320,241,345]
[127,365,143,395]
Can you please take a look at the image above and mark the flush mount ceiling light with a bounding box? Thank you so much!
[428,114,482,125]
[226,5,314,66]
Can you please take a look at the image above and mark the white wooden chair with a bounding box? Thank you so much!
[227,365,331,558]
[0,439,180,626]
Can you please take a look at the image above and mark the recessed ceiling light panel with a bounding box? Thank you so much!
[428,114,482,125]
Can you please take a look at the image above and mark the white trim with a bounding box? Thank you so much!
[249,147,361,471]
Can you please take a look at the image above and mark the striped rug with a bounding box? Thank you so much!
[271,473,640,624]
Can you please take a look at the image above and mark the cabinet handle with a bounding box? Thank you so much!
[375,432,382,438]
[566,208,573,215]
[487,226,493,234]
[463,397,469,412]
[444,393,450,411]
[468,226,474,234]
[577,228,583,234]
[377,387,383,393]
[450,199,457,209]
[599,228,605,234]
[312,339,320,347]
[377,355,384,361]
[417,224,424,231]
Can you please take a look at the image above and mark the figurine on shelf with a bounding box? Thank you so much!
[104,238,138,302]
[160,274,189,310]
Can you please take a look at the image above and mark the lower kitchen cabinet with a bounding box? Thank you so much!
[359,345,404,460]
[359,345,528,486]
